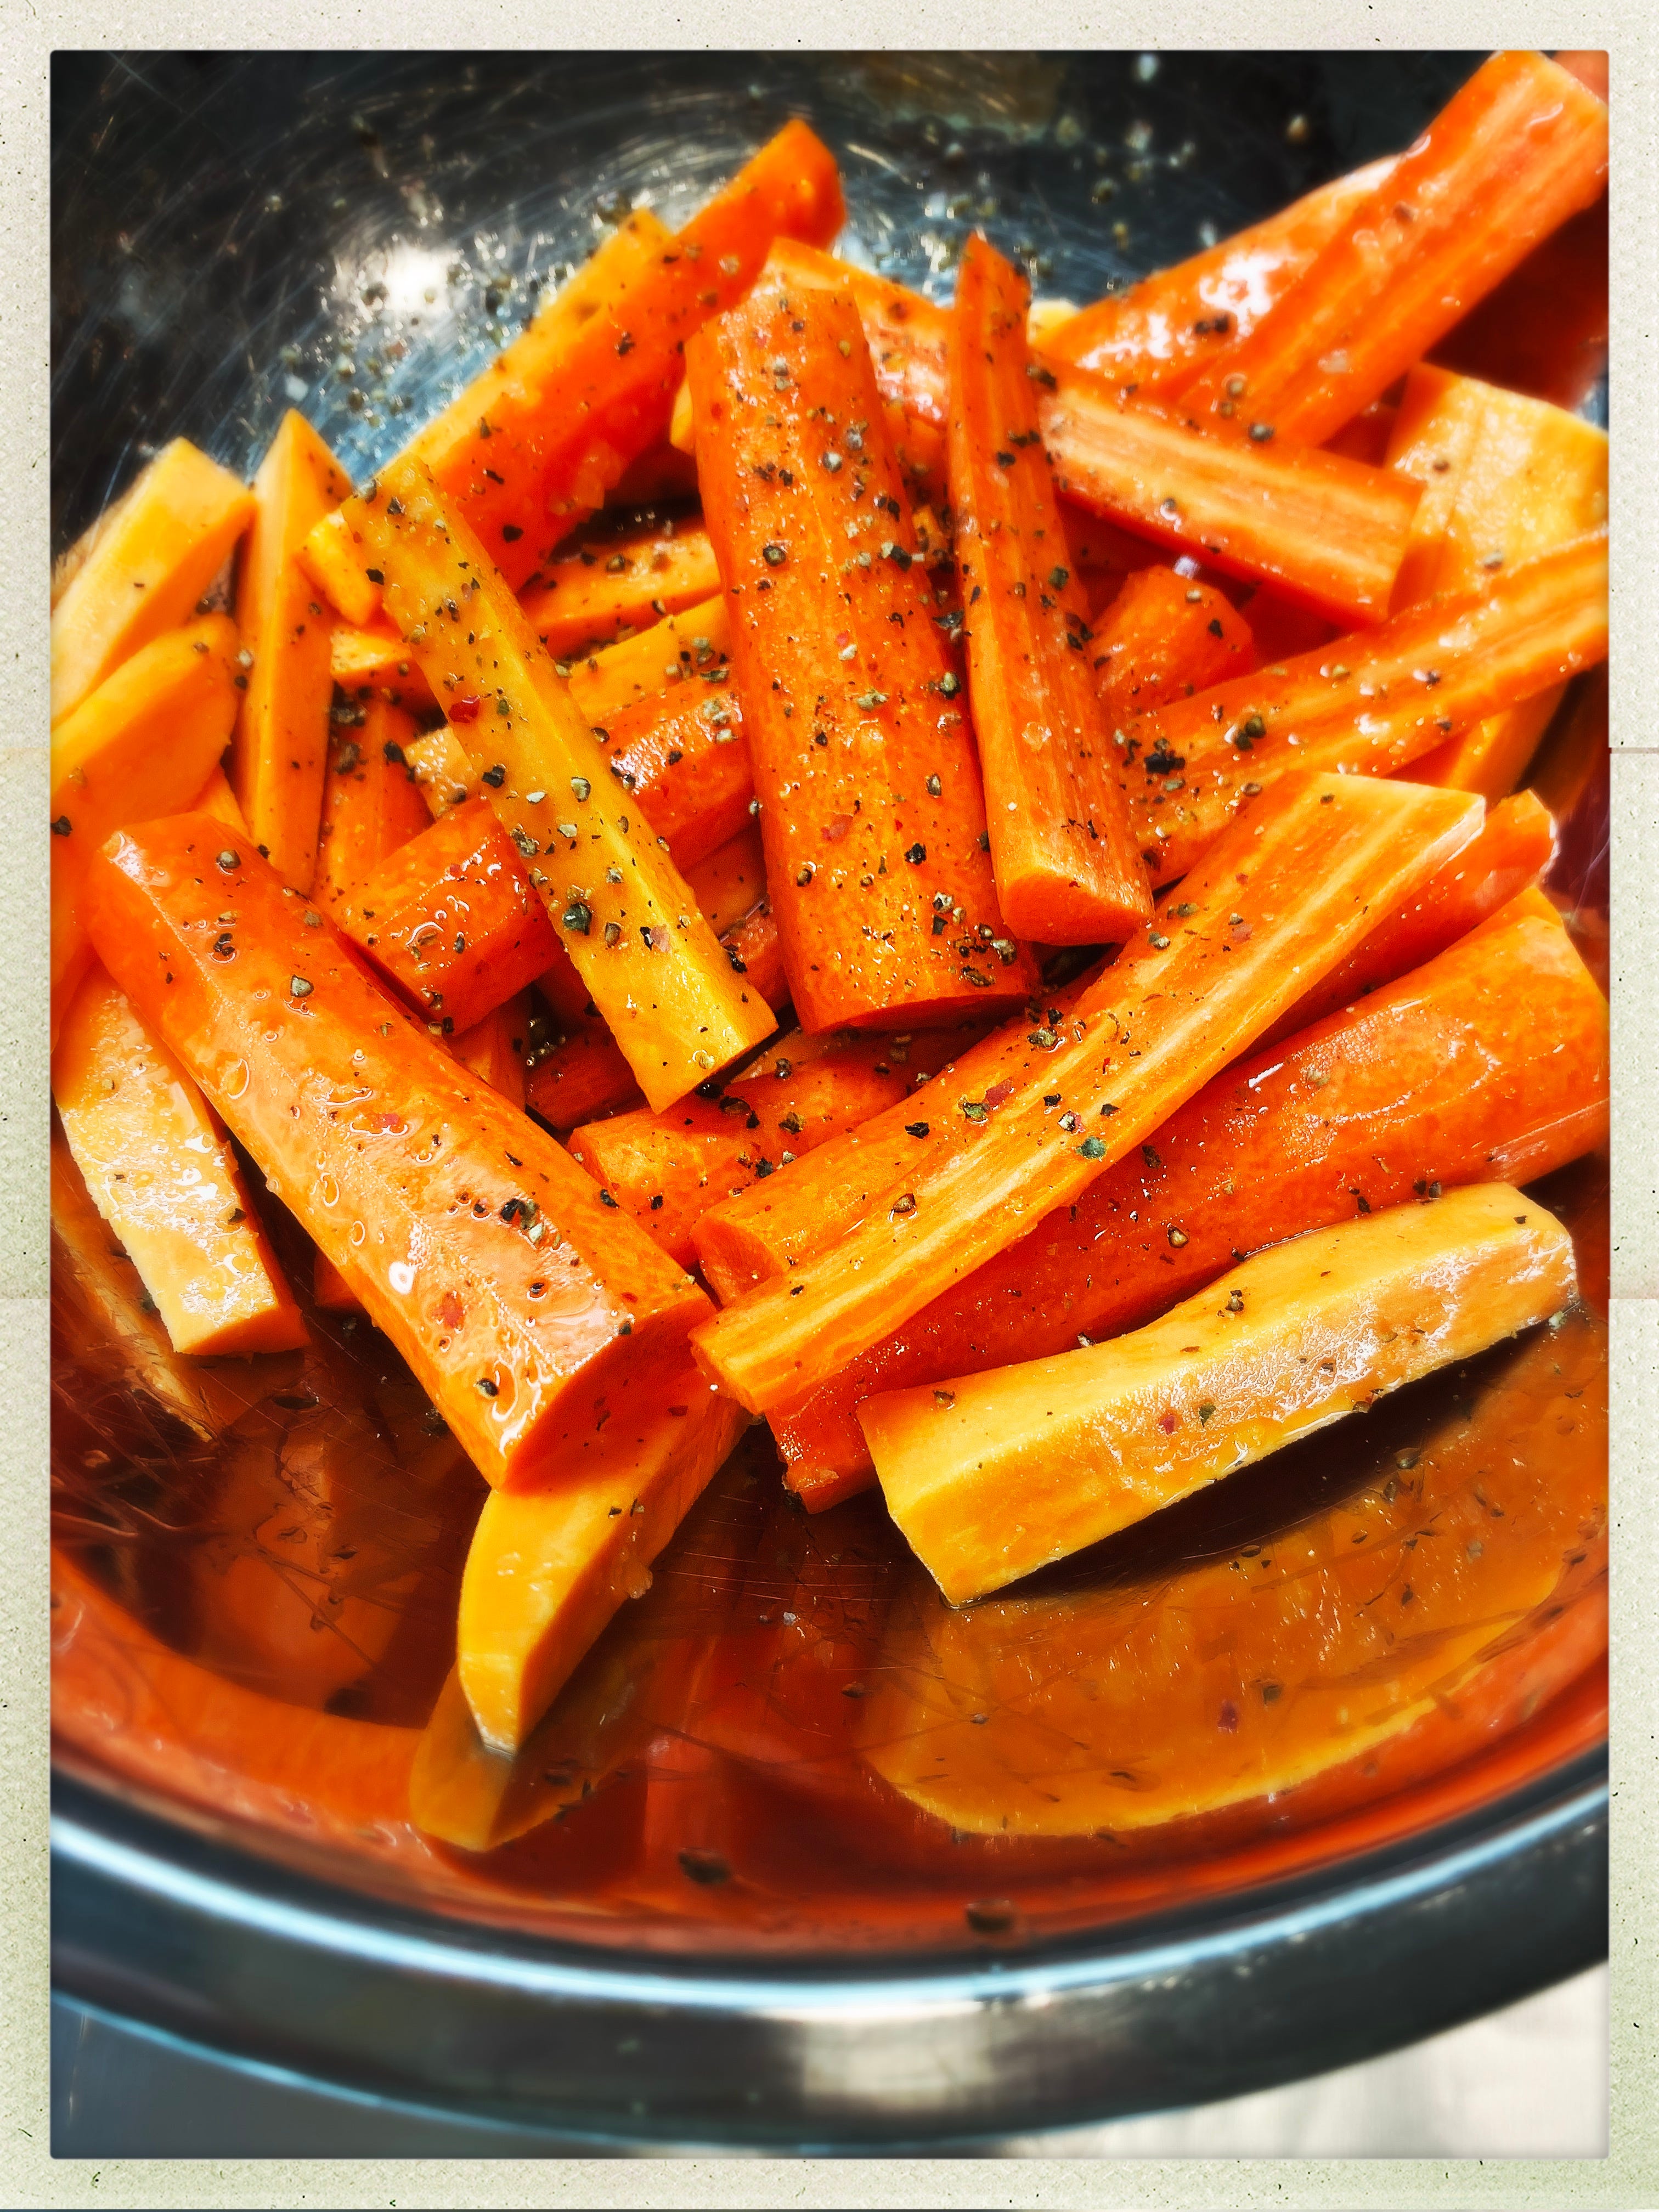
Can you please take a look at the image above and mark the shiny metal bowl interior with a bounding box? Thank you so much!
[50,49,1608,2143]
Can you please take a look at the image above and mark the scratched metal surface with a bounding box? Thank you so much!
[50,48,1606,1994]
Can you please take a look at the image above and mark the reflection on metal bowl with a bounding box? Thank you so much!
[50,47,1607,2146]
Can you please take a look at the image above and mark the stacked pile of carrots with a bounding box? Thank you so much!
[51,53,1611,1764]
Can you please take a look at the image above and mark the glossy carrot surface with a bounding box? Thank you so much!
[947,234,1152,944]
[1042,159,1395,392]
[691,771,1483,1413]
[520,521,721,655]
[230,410,353,892]
[53,964,308,1357]
[84,815,712,1492]
[1122,529,1606,886]
[313,699,431,913]
[591,684,754,871]
[49,616,241,1026]
[687,275,1036,1030]
[864,1183,1576,1604]
[342,459,775,1108]
[1172,52,1609,445]
[50,438,254,724]
[341,798,562,1036]
[1091,565,1257,724]
[778,885,1605,1506]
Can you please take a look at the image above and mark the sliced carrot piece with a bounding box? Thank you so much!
[457,1374,748,1750]
[562,594,731,722]
[690,771,1483,1414]
[228,411,353,893]
[1172,52,1609,447]
[686,275,1036,1031]
[452,990,532,1110]
[1091,565,1256,723]
[682,821,768,938]
[405,724,482,819]
[50,614,241,1028]
[592,684,753,871]
[519,520,721,656]
[53,965,308,1357]
[1430,194,1607,415]
[777,882,1602,1508]
[50,439,254,724]
[192,764,251,836]
[340,797,562,1036]
[1039,371,1421,626]
[569,1020,990,1267]
[85,815,713,1492]
[1121,528,1606,886]
[1259,787,1556,1046]
[946,234,1152,945]
[746,241,1422,625]
[865,1182,1576,1605]
[329,619,437,712]
[313,699,432,913]
[1041,158,1396,392]
[343,460,775,1108]
[1385,365,1607,798]
[526,1018,643,1131]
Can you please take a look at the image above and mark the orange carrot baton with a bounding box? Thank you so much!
[946,233,1153,945]
[686,275,1037,1031]
[83,814,713,1492]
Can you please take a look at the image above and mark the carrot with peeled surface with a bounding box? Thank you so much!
[563,595,731,723]
[50,438,254,724]
[329,620,437,712]
[946,234,1152,945]
[1171,51,1609,447]
[343,459,775,1109]
[592,684,753,871]
[865,1183,1576,1604]
[1041,158,1396,393]
[1090,563,1256,724]
[49,614,241,1029]
[53,964,308,1358]
[686,275,1036,1031]
[1121,528,1606,885]
[340,797,562,1037]
[519,521,721,656]
[313,700,431,913]
[85,816,714,1491]
[452,991,532,1110]
[691,770,1485,1413]
[778,883,1604,1507]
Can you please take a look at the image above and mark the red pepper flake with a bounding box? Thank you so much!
[450,696,482,724]
[1218,1699,1239,1731]
[1158,1409,1180,1434]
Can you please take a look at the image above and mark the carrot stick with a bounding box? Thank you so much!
[313,699,431,913]
[343,459,776,1109]
[457,1373,748,1750]
[53,964,308,1357]
[1170,52,1609,448]
[690,770,1484,1413]
[1090,565,1256,724]
[592,684,753,871]
[192,764,251,836]
[228,411,354,893]
[526,900,791,1132]
[519,520,721,656]
[340,798,561,1036]
[329,619,437,712]
[569,1020,991,1267]
[452,990,532,1110]
[1259,788,1556,1045]
[84,815,714,1492]
[405,725,482,819]
[686,275,1037,1032]
[946,234,1153,945]
[1039,371,1421,626]
[747,241,1423,625]
[50,614,241,1031]
[777,883,1604,1508]
[1384,365,1607,799]
[683,821,768,938]
[1040,159,1397,393]
[1429,195,1607,415]
[1121,529,1606,886]
[50,438,254,724]
[562,594,731,722]
[301,125,844,621]
[864,1182,1575,1604]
